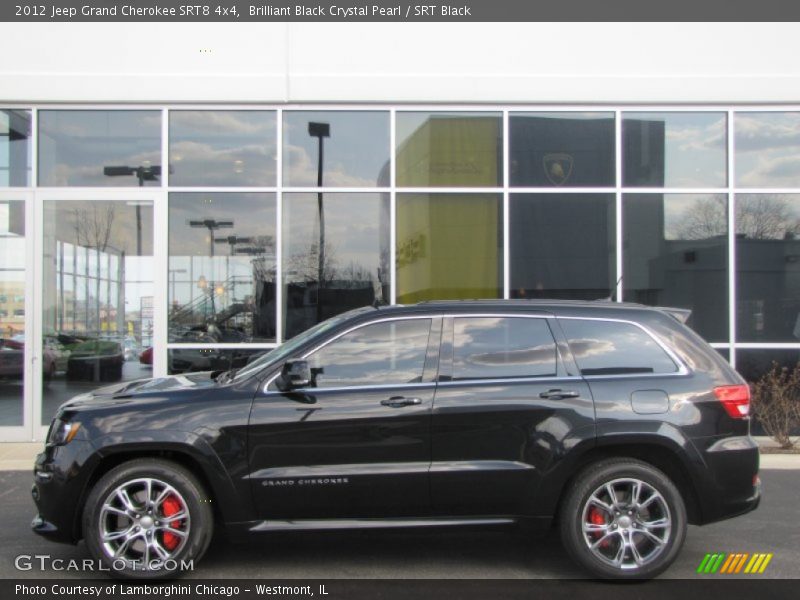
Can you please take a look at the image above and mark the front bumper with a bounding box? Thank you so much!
[31,441,96,544]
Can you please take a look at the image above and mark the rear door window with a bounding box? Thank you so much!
[559,318,678,376]
[452,317,557,380]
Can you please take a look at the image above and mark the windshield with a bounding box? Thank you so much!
[231,308,371,382]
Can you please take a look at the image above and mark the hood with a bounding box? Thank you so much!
[64,371,220,405]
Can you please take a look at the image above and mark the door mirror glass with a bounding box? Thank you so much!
[276,359,312,391]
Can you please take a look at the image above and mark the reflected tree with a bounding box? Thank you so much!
[673,194,800,240]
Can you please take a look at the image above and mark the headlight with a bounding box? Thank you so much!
[47,419,81,445]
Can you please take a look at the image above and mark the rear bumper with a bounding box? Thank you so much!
[692,435,761,524]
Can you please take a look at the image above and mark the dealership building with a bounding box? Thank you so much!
[0,22,798,441]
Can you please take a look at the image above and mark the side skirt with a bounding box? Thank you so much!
[249,516,517,532]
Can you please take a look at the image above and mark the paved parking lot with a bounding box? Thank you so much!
[1,468,797,579]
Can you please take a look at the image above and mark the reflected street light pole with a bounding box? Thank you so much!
[103,163,163,255]
[189,218,233,317]
[308,122,330,324]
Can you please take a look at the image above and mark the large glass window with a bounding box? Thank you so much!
[168,348,267,375]
[283,111,390,187]
[510,112,615,187]
[283,192,390,339]
[396,112,502,187]
[452,317,557,380]
[169,193,277,343]
[169,110,277,187]
[0,110,31,187]
[623,112,727,188]
[39,111,162,187]
[396,193,502,303]
[510,194,615,300]
[306,319,431,388]
[42,200,153,424]
[735,194,800,342]
[560,319,678,376]
[0,200,25,426]
[623,194,728,341]
[735,112,800,187]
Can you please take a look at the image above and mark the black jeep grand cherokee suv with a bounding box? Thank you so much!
[32,300,760,579]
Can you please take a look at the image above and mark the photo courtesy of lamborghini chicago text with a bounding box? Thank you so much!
[1,0,799,598]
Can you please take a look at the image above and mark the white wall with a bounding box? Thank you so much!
[1,22,799,103]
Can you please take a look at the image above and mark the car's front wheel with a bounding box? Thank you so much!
[559,458,687,579]
[83,459,213,579]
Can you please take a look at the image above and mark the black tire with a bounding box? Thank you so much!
[559,458,687,580]
[82,458,214,579]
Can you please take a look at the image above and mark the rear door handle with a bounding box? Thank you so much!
[381,396,423,408]
[539,389,580,400]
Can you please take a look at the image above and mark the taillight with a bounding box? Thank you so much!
[713,384,750,418]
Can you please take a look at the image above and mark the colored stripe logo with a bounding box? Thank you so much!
[697,552,773,574]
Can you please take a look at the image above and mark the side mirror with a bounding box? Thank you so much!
[276,359,312,391]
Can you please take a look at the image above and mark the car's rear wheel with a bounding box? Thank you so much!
[83,459,213,579]
[559,458,687,579]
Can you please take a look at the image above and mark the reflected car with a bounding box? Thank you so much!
[0,336,64,381]
[139,346,153,366]
[65,340,124,382]
[122,336,139,362]
[0,338,24,378]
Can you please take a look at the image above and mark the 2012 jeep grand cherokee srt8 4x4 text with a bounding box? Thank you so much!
[32,300,760,579]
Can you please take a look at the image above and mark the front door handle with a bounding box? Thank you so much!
[381,396,423,408]
[539,389,580,400]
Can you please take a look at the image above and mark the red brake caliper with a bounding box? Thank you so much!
[588,507,610,548]
[160,494,183,551]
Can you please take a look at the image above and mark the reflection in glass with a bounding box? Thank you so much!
[168,348,268,375]
[396,194,502,303]
[453,317,556,380]
[510,112,615,187]
[623,194,728,341]
[736,349,800,437]
[510,194,615,300]
[307,319,431,387]
[736,112,800,187]
[623,112,727,187]
[42,200,154,424]
[0,110,31,187]
[0,201,25,425]
[283,193,389,339]
[38,111,162,187]
[736,194,800,342]
[283,111,390,187]
[737,349,800,384]
[169,193,277,343]
[560,319,677,376]
[396,112,502,187]
[169,111,276,187]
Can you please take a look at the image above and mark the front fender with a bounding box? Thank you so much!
[84,430,254,526]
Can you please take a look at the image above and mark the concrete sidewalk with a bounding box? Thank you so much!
[1,438,798,471]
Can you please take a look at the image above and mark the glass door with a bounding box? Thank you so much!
[36,191,160,438]
[0,192,33,441]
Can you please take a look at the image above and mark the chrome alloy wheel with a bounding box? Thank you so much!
[98,477,190,569]
[580,477,672,570]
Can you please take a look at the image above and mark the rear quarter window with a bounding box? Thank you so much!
[559,318,678,376]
